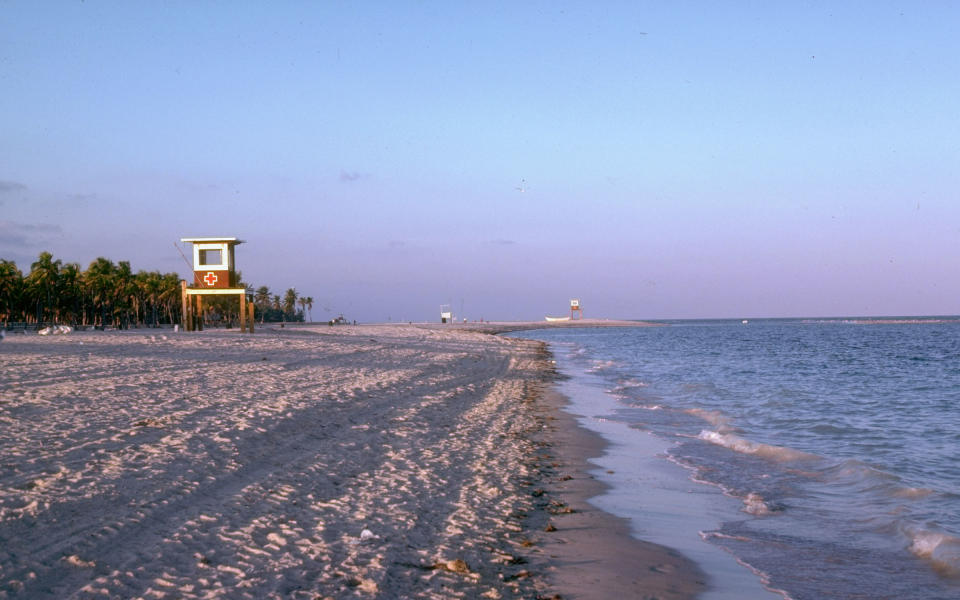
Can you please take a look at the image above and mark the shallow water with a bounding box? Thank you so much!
[512,319,960,600]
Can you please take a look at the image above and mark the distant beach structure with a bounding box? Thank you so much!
[440,304,453,324]
[570,298,583,320]
[545,298,583,322]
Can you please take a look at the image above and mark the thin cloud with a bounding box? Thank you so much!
[0,220,64,247]
[488,238,517,246]
[67,192,98,203]
[0,180,27,193]
[339,170,368,183]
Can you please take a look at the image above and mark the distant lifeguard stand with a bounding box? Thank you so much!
[440,304,453,324]
[180,237,254,333]
[570,298,583,320]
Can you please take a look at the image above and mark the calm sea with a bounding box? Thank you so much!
[511,319,960,600]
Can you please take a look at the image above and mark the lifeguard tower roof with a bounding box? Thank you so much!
[180,237,244,244]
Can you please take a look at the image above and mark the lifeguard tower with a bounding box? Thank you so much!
[570,298,583,320]
[179,237,254,333]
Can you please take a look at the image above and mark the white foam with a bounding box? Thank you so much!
[907,528,960,574]
[608,379,651,400]
[742,493,775,516]
[698,430,814,462]
[586,359,619,373]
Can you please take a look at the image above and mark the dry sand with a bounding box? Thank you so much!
[0,323,702,599]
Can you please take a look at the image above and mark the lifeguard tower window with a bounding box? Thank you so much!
[199,249,222,266]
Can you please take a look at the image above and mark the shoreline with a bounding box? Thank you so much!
[527,386,706,598]
[0,323,699,599]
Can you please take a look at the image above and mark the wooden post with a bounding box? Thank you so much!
[196,295,204,331]
[239,291,247,333]
[247,300,255,333]
[180,281,189,331]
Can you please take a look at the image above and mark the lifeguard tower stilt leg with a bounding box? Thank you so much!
[181,281,190,330]
[239,292,247,333]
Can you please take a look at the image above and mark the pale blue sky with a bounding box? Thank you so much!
[2,1,958,321]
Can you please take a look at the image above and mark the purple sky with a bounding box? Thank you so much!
[2,1,959,321]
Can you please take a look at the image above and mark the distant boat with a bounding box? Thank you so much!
[742,320,749,324]
[545,316,571,322]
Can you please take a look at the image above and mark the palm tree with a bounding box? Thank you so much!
[283,288,298,320]
[303,296,314,322]
[254,286,271,323]
[26,252,61,325]
[140,271,164,327]
[85,257,116,328]
[113,261,137,328]
[57,263,83,326]
[0,260,23,325]
[297,297,307,321]
[159,272,182,325]
[132,271,148,327]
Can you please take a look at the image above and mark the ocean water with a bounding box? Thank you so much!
[511,320,960,600]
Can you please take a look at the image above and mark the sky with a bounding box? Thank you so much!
[2,1,959,322]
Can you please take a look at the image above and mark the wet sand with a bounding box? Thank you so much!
[527,387,706,599]
[0,323,701,599]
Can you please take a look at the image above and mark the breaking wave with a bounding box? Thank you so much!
[906,528,960,576]
[686,408,734,431]
[742,492,779,516]
[697,430,815,462]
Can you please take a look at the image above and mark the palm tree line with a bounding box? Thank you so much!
[1,252,314,329]
[252,285,314,325]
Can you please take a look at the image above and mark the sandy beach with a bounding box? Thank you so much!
[1,323,701,599]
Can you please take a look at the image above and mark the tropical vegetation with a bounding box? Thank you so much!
[0,252,312,329]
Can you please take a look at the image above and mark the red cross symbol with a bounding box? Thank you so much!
[203,272,218,286]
